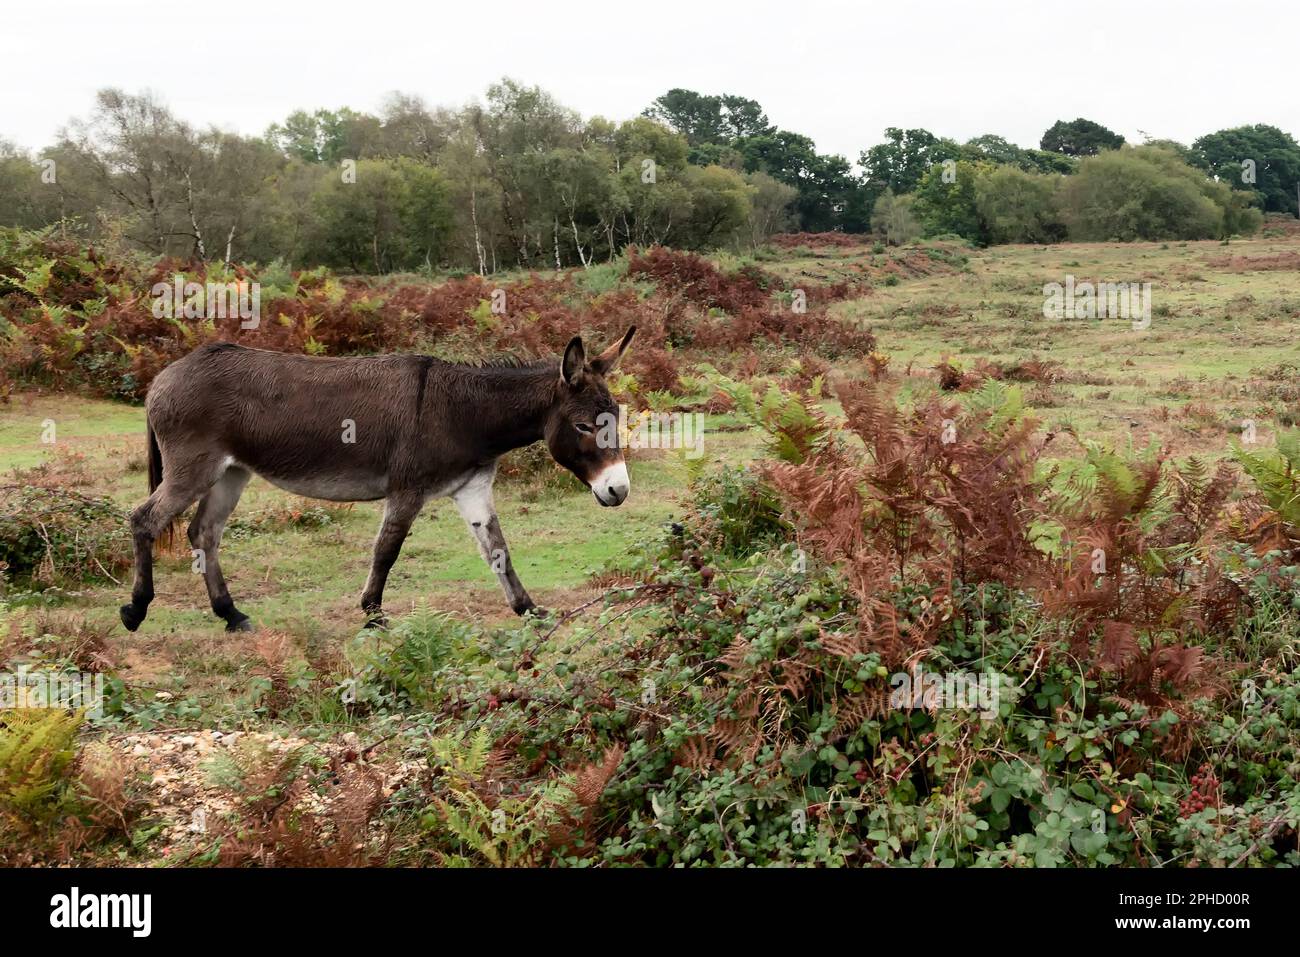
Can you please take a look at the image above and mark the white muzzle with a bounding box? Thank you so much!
[593,460,630,507]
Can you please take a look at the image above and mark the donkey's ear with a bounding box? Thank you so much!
[560,336,586,386]
[589,326,636,376]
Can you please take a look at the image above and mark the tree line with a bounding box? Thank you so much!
[0,81,1296,273]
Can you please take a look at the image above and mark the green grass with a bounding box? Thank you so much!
[830,236,1300,456]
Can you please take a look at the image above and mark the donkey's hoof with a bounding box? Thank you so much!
[363,613,389,630]
[119,603,145,632]
[225,614,254,633]
[521,605,551,620]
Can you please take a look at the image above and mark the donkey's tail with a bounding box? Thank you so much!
[147,420,163,495]
[146,419,177,551]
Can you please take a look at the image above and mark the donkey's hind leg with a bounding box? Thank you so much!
[188,466,253,632]
[120,456,223,632]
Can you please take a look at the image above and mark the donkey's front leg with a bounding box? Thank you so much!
[360,491,425,625]
[452,468,540,616]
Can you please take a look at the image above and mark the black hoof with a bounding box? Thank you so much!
[521,605,551,620]
[225,613,254,633]
[363,612,389,630]
[120,603,146,632]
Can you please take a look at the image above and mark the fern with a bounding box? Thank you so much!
[699,366,830,464]
[426,729,579,867]
[1232,431,1300,530]
[0,709,82,825]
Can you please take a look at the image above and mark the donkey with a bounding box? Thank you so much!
[118,329,635,633]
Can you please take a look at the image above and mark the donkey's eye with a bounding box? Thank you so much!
[574,423,595,436]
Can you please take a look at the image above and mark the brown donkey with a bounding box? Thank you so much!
[119,329,635,632]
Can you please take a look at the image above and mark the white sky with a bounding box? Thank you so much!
[5,0,1297,166]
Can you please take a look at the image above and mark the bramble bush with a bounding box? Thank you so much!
[0,484,131,587]
[400,378,1300,867]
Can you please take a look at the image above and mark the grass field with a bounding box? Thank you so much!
[4,231,1300,865]
[830,236,1300,455]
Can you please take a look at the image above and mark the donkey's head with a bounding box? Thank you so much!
[544,327,636,507]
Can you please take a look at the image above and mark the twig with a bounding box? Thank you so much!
[1230,813,1290,868]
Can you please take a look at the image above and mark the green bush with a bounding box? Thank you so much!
[975,165,1067,244]
[688,465,789,558]
[1060,146,1261,241]
[0,485,130,586]
[436,389,1300,867]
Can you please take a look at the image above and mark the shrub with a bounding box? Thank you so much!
[1,229,870,401]
[688,465,790,558]
[0,484,130,586]
[870,189,922,246]
[442,375,1300,867]
[975,165,1067,244]
[1060,146,1262,241]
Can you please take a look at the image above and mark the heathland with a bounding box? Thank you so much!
[2,224,1299,867]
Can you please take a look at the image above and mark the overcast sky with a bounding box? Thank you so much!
[6,0,1297,166]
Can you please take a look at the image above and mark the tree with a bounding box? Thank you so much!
[307,158,452,272]
[644,89,728,146]
[1023,149,1078,174]
[961,135,1077,175]
[643,89,773,147]
[687,142,744,169]
[870,189,921,245]
[740,170,798,248]
[266,108,382,164]
[191,132,290,263]
[1141,137,1193,163]
[718,95,774,140]
[537,146,616,268]
[470,79,584,268]
[1191,125,1300,216]
[860,128,960,206]
[59,89,213,255]
[857,127,961,226]
[974,166,1066,244]
[739,131,862,232]
[1040,118,1125,156]
[963,134,1030,168]
[914,159,991,244]
[678,165,752,249]
[377,93,456,162]
[1060,146,1260,241]
[0,141,64,229]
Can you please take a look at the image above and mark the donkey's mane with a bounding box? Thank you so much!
[440,354,558,374]
[463,355,552,369]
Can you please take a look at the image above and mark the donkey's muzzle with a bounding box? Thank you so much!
[592,460,630,507]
